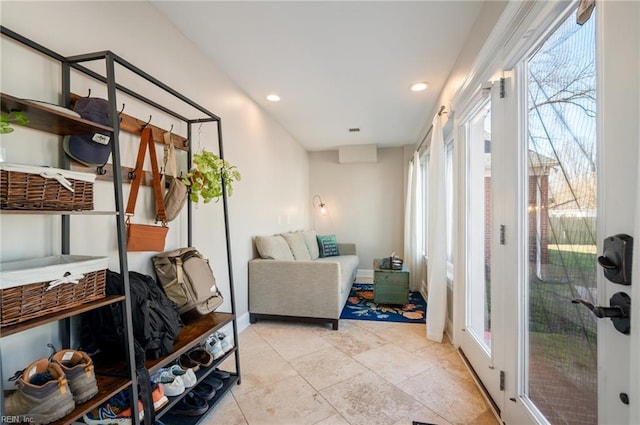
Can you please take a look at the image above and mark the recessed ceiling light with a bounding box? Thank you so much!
[410,82,429,92]
[266,94,281,102]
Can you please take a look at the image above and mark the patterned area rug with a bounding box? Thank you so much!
[340,283,426,324]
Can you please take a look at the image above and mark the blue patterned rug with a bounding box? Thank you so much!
[340,283,426,324]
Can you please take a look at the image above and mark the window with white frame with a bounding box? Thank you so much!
[445,139,454,281]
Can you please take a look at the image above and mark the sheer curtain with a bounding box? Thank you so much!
[404,151,422,292]
[426,113,447,342]
[632,142,640,424]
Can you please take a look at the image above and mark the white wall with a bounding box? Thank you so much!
[0,1,308,383]
[309,148,404,275]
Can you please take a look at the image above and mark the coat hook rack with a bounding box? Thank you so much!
[141,115,152,128]
[96,165,107,175]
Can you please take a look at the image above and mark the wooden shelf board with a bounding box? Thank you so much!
[90,312,236,378]
[49,374,131,425]
[1,92,113,135]
[146,312,235,374]
[0,209,118,215]
[0,295,125,337]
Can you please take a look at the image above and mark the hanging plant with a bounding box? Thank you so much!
[182,148,241,203]
[0,111,29,134]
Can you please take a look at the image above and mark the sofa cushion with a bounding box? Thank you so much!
[281,232,311,261]
[302,230,320,260]
[317,234,339,257]
[316,254,359,295]
[255,235,294,261]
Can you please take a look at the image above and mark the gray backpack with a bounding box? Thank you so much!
[152,247,223,315]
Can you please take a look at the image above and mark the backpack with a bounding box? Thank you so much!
[80,270,182,366]
[152,247,224,315]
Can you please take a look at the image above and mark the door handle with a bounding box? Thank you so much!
[572,292,631,334]
[598,234,633,284]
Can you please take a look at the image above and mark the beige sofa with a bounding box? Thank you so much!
[248,230,359,330]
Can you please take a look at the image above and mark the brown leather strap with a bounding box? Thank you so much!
[125,128,149,216]
[147,129,167,223]
[125,127,167,224]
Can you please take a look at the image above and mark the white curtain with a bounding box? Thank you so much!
[631,139,640,425]
[426,113,447,342]
[404,151,422,291]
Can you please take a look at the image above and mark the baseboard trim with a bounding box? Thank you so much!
[237,311,251,333]
[357,269,373,279]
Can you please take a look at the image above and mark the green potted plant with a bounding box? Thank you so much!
[0,111,29,134]
[182,148,241,203]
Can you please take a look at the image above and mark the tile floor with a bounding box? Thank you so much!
[199,319,498,425]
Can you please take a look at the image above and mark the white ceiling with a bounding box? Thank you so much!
[153,1,485,151]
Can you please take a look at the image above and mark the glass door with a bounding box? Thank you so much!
[502,6,600,424]
[459,93,503,409]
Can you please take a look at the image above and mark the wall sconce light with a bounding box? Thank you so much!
[312,195,327,216]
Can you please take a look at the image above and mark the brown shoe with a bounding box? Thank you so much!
[51,349,98,404]
[188,347,214,368]
[5,359,75,424]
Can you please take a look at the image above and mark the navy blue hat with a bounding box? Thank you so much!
[63,97,112,166]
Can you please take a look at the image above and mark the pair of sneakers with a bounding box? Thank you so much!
[151,365,196,397]
[204,330,234,360]
[5,349,98,424]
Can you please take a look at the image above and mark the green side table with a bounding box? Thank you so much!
[373,258,410,305]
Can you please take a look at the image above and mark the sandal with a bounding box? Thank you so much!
[188,347,213,368]
[178,354,200,372]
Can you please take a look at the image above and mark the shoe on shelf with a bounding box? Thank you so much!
[205,334,224,360]
[216,331,234,354]
[83,390,143,424]
[5,358,75,425]
[202,374,224,391]
[151,370,185,397]
[150,382,169,411]
[178,353,200,372]
[210,368,231,380]
[169,364,197,388]
[171,391,209,416]
[188,347,214,368]
[51,349,98,404]
[192,381,216,400]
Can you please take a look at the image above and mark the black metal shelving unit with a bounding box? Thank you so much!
[0,26,241,425]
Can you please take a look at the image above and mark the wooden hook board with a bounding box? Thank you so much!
[70,93,189,151]
[69,160,180,188]
[69,93,189,187]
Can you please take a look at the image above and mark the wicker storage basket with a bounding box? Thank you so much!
[0,162,95,211]
[0,255,108,326]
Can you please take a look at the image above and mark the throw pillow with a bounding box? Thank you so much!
[302,230,320,260]
[317,234,339,258]
[255,235,295,261]
[281,232,311,261]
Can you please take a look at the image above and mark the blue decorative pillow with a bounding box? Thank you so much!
[317,234,339,257]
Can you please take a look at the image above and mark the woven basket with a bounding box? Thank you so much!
[0,164,94,211]
[0,256,108,327]
[1,269,106,326]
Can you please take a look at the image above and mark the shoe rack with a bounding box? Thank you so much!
[0,26,241,424]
